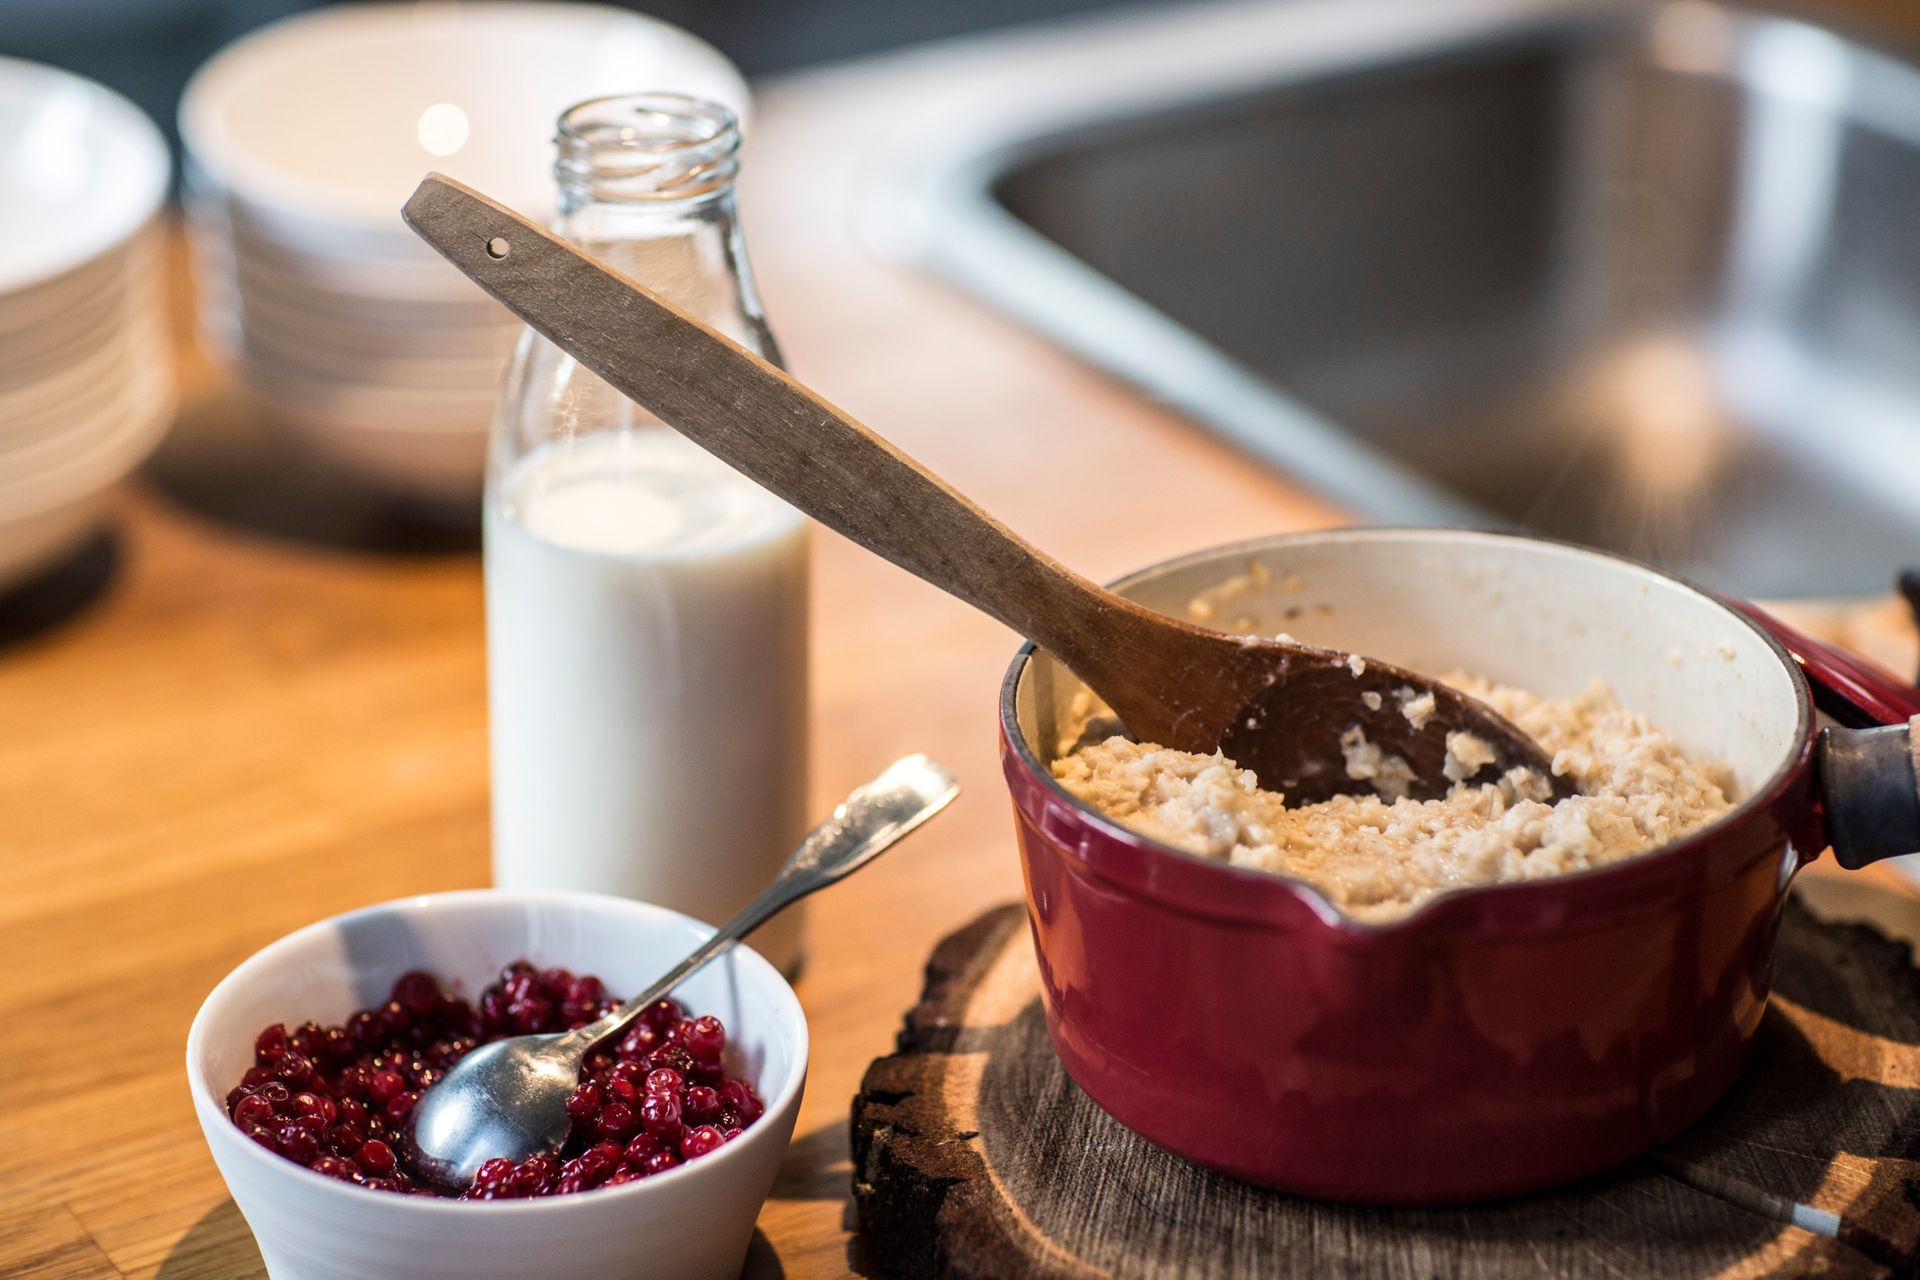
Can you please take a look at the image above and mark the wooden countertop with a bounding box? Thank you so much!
[4,22,1917,1277]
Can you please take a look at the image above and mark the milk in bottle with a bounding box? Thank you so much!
[485,95,809,971]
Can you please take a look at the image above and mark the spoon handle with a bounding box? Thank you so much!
[560,756,960,1056]
[403,174,1152,686]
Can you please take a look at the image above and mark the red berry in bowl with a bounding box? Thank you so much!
[679,1125,725,1160]
[309,1155,360,1182]
[640,1092,683,1142]
[638,998,682,1031]
[684,1085,722,1124]
[565,1081,602,1120]
[276,1125,320,1164]
[255,1023,290,1064]
[367,1069,405,1105]
[681,1015,725,1063]
[225,959,764,1198]
[391,970,442,1019]
[597,1103,637,1140]
[719,1079,765,1124]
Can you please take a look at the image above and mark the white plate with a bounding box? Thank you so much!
[180,1,748,239]
[0,57,169,297]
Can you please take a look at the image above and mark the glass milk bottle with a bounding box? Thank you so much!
[485,94,809,973]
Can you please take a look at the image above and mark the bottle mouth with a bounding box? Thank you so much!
[554,93,741,202]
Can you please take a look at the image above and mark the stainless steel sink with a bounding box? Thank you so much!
[890,0,1920,597]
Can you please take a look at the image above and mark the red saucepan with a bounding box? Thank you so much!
[999,529,1920,1203]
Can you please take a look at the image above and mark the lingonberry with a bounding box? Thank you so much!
[719,1079,764,1124]
[254,1023,290,1064]
[276,1125,320,1164]
[355,1139,397,1176]
[290,1021,330,1060]
[679,1125,725,1160]
[391,970,441,1019]
[472,1158,514,1189]
[596,1102,637,1140]
[292,1092,335,1125]
[309,1155,359,1182]
[232,1094,276,1128]
[681,1015,726,1064]
[640,1092,683,1143]
[366,1069,406,1105]
[617,1023,660,1060]
[684,1085,722,1124]
[638,998,683,1031]
[565,1082,602,1121]
[226,959,760,1199]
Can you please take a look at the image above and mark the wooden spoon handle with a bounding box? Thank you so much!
[404,173,1126,669]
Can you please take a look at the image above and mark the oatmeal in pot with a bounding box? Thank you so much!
[1051,675,1735,922]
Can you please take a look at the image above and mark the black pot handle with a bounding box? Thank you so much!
[1819,720,1920,870]
[1730,599,1920,868]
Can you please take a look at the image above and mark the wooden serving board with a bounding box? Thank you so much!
[852,900,1920,1279]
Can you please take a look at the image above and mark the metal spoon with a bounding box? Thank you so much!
[402,174,1572,805]
[408,754,959,1191]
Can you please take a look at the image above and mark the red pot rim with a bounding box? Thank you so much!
[997,528,1819,937]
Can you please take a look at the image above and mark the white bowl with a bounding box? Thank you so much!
[180,2,749,239]
[265,398,491,503]
[0,357,176,506]
[238,314,509,392]
[186,890,807,1280]
[0,277,165,432]
[0,56,169,297]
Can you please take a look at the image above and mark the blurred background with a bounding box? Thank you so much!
[3,0,1919,603]
[0,0,1163,160]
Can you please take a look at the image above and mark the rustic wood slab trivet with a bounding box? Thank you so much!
[853,900,1920,1279]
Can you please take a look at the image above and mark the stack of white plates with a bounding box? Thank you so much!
[0,57,172,591]
[179,2,749,504]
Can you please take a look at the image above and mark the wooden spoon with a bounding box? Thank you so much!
[402,175,1570,805]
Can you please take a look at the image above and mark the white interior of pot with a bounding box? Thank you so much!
[1013,530,1806,802]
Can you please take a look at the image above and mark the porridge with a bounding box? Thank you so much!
[1051,674,1735,921]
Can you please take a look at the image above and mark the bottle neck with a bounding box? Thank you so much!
[547,94,778,362]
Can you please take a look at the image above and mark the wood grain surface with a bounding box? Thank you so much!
[4,5,1920,1275]
[852,899,1920,1280]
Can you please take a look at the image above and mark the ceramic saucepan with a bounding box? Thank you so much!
[998,529,1920,1203]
